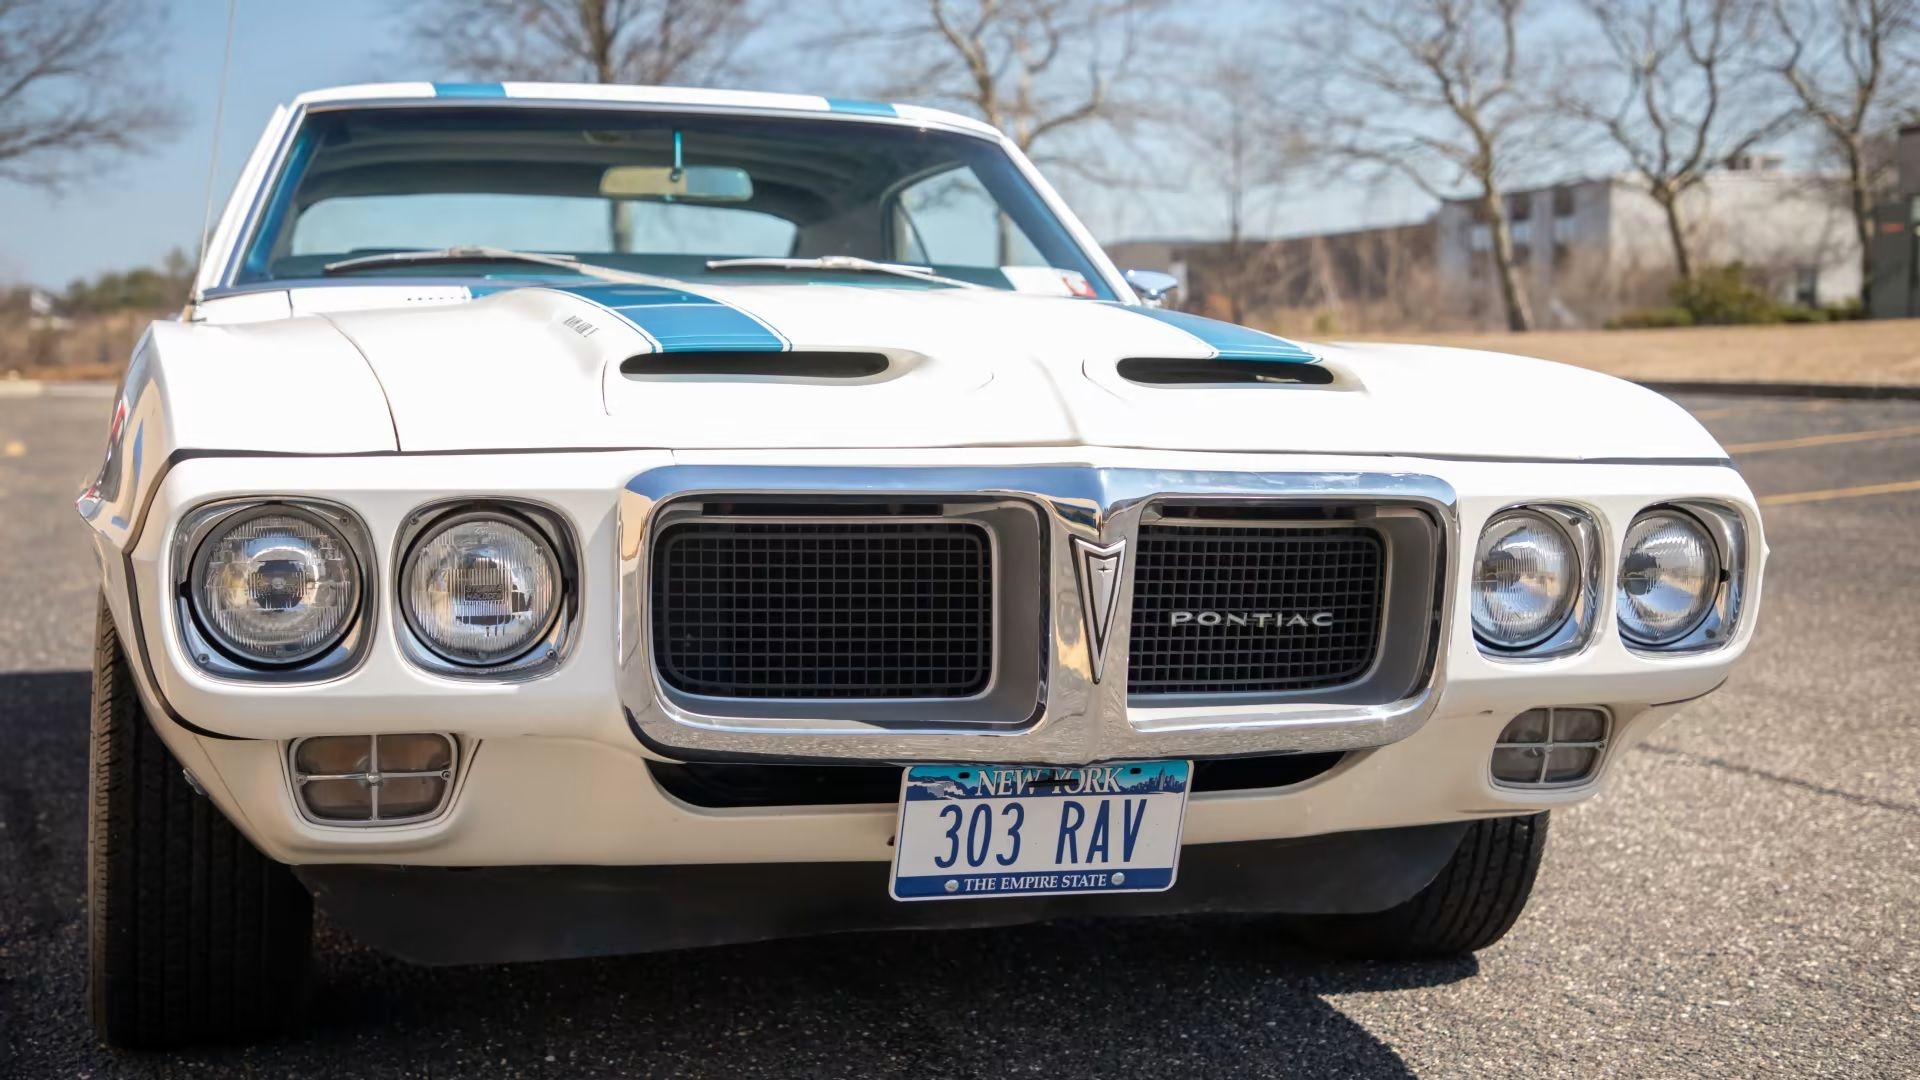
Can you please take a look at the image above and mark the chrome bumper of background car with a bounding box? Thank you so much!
[617,466,1458,765]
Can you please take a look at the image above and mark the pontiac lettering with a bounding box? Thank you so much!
[1169,611,1336,628]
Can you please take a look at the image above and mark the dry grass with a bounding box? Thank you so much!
[0,310,166,381]
[1339,319,1920,387]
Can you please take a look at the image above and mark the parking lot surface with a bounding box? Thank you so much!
[2,387,1916,1078]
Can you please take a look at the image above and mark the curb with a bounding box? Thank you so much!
[1637,379,1920,401]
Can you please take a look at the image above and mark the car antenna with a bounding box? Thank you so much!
[187,0,239,316]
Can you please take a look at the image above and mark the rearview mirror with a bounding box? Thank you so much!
[600,165,753,202]
[1123,268,1181,306]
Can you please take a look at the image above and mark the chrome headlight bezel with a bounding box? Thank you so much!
[393,499,581,680]
[1471,504,1599,659]
[1618,501,1746,654]
[172,498,376,682]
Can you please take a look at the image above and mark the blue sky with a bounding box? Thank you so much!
[1,1,402,287]
[0,1,1435,288]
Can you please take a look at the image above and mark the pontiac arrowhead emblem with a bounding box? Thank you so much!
[1072,537,1127,681]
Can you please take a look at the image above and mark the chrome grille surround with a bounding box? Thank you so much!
[640,496,1047,730]
[619,467,1456,764]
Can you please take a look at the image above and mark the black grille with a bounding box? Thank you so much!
[1128,523,1384,695]
[652,522,992,699]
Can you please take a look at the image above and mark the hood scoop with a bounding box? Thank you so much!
[1116,356,1337,387]
[621,350,892,381]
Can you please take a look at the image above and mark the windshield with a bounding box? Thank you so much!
[233,106,1114,298]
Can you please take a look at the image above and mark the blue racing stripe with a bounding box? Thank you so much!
[1118,306,1318,363]
[826,97,898,117]
[433,82,506,97]
[543,283,788,352]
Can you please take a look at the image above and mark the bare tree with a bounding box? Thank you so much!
[1287,0,1551,332]
[410,0,768,249]
[816,0,1181,268]
[1556,0,1792,281]
[0,0,178,190]
[1184,49,1301,322]
[827,0,1175,172]
[1772,0,1918,308]
[411,0,765,84]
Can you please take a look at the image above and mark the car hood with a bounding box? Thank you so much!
[231,281,1724,461]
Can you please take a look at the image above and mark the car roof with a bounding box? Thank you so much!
[290,82,1003,139]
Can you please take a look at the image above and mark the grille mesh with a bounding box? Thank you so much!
[1128,523,1384,695]
[652,522,992,699]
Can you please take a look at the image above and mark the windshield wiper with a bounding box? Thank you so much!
[320,245,668,287]
[705,256,984,290]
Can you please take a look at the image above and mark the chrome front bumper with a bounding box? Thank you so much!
[616,466,1457,764]
[113,449,1759,866]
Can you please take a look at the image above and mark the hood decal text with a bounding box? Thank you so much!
[479,282,791,354]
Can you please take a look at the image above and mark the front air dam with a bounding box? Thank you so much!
[296,823,1468,964]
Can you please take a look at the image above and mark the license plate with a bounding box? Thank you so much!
[890,761,1191,901]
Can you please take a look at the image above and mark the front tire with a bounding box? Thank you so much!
[1301,813,1549,958]
[87,598,313,1048]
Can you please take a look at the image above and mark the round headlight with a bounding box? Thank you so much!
[1472,510,1578,649]
[402,512,561,665]
[1617,510,1719,645]
[190,506,361,665]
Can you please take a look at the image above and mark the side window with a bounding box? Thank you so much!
[892,167,1047,268]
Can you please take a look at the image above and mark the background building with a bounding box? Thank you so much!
[1114,161,1865,332]
[1434,160,1863,327]
[1869,125,1920,320]
[1106,223,1437,332]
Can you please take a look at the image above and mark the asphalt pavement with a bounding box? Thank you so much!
[1,386,1916,1078]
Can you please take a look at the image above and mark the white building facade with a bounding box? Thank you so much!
[1433,163,1862,327]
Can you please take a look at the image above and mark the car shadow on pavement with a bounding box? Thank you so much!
[0,668,1470,1078]
[293,914,1472,1077]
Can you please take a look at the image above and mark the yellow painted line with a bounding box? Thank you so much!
[1725,423,1920,455]
[2,440,22,457]
[1759,478,1920,507]
[1690,400,1834,421]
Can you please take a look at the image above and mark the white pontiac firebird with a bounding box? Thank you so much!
[76,82,1765,1047]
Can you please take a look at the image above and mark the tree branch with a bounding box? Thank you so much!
[0,0,180,190]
